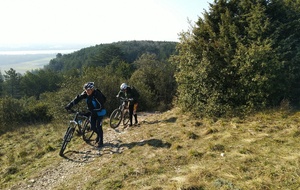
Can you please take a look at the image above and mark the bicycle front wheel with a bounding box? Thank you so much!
[109,109,122,129]
[123,110,130,126]
[59,126,75,156]
[82,119,94,141]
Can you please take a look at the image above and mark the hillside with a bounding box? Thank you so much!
[1,107,300,189]
[45,40,177,72]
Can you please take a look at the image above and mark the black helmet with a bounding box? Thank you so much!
[83,82,95,90]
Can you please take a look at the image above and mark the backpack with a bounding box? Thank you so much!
[96,89,106,104]
[131,86,140,99]
[89,89,107,117]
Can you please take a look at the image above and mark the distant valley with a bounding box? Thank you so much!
[0,53,60,74]
[0,43,89,74]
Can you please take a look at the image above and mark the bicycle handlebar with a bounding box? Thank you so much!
[67,109,90,117]
[119,97,133,101]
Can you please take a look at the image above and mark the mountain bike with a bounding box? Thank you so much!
[109,97,131,129]
[59,109,95,156]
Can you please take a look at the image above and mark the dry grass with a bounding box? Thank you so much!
[1,108,300,189]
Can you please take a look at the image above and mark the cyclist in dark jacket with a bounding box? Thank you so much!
[116,83,140,126]
[65,82,106,147]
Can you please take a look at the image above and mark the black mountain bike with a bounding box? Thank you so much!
[59,109,95,156]
[109,97,131,129]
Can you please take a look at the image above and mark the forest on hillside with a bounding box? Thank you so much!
[0,0,300,134]
[0,40,178,133]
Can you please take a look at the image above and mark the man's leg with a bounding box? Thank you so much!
[133,103,138,125]
[129,104,134,126]
[96,117,103,147]
[90,117,99,142]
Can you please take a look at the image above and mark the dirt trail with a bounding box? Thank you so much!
[10,112,158,190]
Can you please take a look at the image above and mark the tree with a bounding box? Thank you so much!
[88,44,125,67]
[0,97,23,129]
[131,53,176,111]
[45,53,64,71]
[107,59,134,80]
[0,71,4,97]
[20,69,62,99]
[267,0,300,104]
[3,68,22,98]
[171,0,300,117]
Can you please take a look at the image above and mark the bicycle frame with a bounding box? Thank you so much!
[59,109,92,156]
[109,97,130,129]
[119,98,129,111]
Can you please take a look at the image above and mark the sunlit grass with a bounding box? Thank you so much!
[1,108,300,189]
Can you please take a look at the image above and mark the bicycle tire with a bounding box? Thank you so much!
[109,108,122,128]
[82,119,94,141]
[59,127,75,156]
[123,110,130,126]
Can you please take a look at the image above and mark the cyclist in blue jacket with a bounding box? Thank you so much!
[65,82,106,147]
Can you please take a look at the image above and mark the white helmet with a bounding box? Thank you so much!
[120,83,128,90]
[83,82,95,90]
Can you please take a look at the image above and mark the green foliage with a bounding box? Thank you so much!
[130,71,156,110]
[172,0,300,117]
[0,71,4,97]
[0,41,178,134]
[45,41,177,72]
[0,97,23,128]
[130,53,176,111]
[40,75,84,120]
[0,96,53,134]
[106,59,134,80]
[23,101,53,123]
[87,44,125,67]
[20,69,62,99]
[3,68,22,98]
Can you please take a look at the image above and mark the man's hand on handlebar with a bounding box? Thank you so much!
[65,105,71,111]
[118,97,133,101]
[65,102,74,111]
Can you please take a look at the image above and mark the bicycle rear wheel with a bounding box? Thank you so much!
[82,119,94,141]
[123,110,130,126]
[59,126,75,156]
[109,108,122,128]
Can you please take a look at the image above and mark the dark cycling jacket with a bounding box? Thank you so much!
[117,86,139,105]
[68,89,106,117]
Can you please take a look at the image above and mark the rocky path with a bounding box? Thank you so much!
[10,112,157,190]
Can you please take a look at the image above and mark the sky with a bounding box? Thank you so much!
[0,0,213,48]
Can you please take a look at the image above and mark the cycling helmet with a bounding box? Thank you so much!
[83,82,95,90]
[120,83,128,90]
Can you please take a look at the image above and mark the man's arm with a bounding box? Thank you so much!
[65,91,87,110]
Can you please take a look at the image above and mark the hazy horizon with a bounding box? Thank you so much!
[0,47,79,74]
[0,43,91,51]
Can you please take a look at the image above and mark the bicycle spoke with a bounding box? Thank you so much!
[82,120,94,141]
